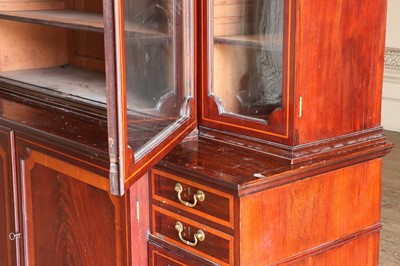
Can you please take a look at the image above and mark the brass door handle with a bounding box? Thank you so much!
[174,183,205,208]
[175,221,205,247]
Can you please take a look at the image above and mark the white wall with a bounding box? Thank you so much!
[382,0,400,132]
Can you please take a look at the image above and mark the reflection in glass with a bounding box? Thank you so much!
[123,0,192,157]
[212,0,284,121]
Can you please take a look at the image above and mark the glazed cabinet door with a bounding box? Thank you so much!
[0,0,196,196]
[0,127,17,266]
[199,0,295,144]
[14,134,129,265]
[107,0,197,195]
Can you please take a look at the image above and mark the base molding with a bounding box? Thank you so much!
[200,127,392,164]
[270,224,382,265]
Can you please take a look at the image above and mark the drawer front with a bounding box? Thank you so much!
[149,242,218,266]
[151,169,234,228]
[151,206,233,266]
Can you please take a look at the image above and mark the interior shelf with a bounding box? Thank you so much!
[214,34,282,51]
[0,66,107,105]
[0,9,104,32]
[0,9,173,39]
[0,66,176,118]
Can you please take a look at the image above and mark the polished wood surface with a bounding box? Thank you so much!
[15,136,129,265]
[294,0,386,144]
[0,95,109,167]
[283,232,380,266]
[130,173,150,266]
[158,136,391,196]
[239,160,381,265]
[380,130,400,265]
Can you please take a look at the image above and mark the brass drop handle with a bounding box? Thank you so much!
[175,221,205,247]
[174,183,205,208]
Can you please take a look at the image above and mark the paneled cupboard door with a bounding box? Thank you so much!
[199,0,295,144]
[15,137,129,265]
[107,0,197,195]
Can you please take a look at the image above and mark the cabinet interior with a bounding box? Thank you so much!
[0,0,106,107]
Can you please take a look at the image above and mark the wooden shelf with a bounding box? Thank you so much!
[0,66,107,105]
[0,10,171,42]
[0,66,174,116]
[214,34,282,51]
[0,9,104,32]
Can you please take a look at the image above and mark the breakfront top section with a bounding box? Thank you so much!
[199,0,388,155]
[0,0,390,194]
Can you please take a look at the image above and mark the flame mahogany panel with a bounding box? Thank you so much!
[15,137,130,265]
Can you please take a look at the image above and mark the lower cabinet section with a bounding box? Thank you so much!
[150,157,383,265]
[0,127,387,265]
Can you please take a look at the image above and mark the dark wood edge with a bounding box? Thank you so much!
[238,142,393,196]
[269,223,382,265]
[9,127,109,177]
[199,126,390,164]
[103,0,120,195]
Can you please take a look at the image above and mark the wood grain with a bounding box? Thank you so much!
[239,160,382,265]
[16,141,129,265]
[294,0,387,144]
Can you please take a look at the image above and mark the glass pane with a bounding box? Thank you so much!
[212,0,284,121]
[124,0,193,158]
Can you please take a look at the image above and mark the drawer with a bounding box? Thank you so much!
[151,169,234,228]
[151,206,233,266]
[149,242,218,266]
